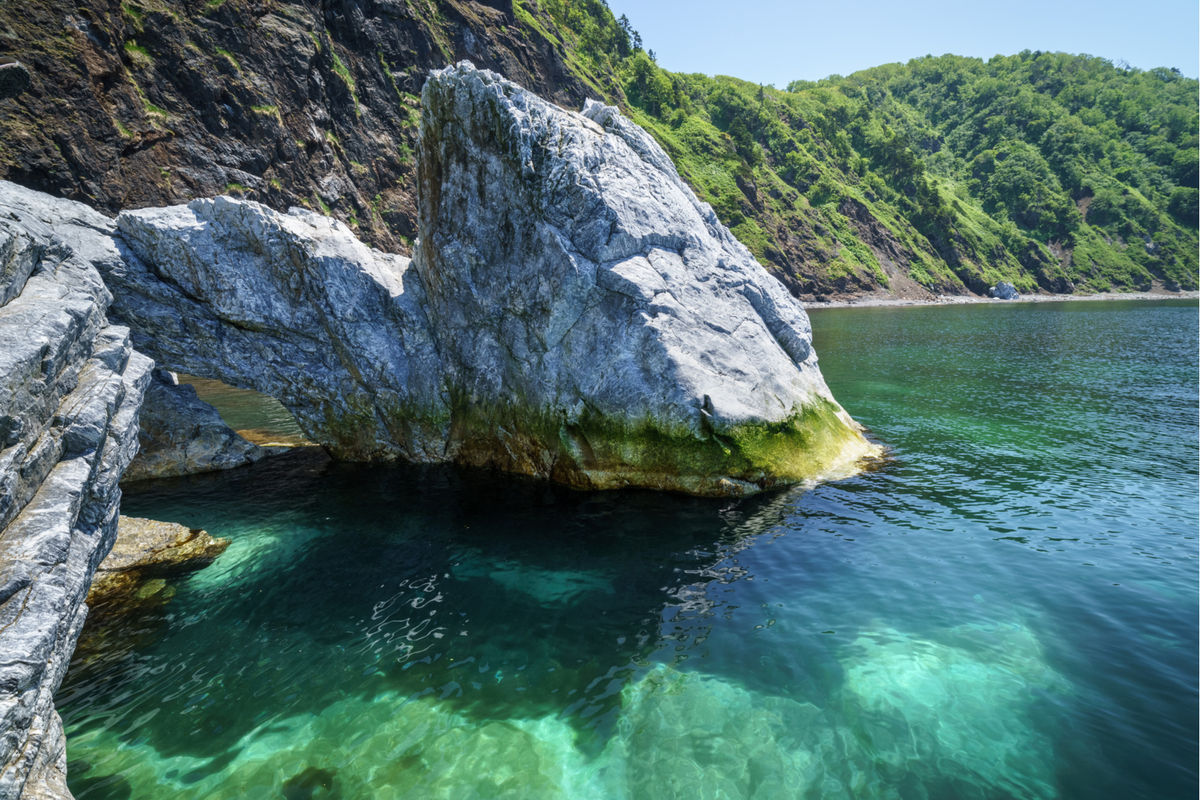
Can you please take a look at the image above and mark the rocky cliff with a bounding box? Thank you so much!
[0,183,151,799]
[0,0,588,255]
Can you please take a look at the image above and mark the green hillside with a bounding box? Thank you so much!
[524,0,1198,298]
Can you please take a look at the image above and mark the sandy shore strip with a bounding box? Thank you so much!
[804,290,1199,310]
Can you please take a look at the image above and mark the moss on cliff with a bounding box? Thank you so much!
[444,396,875,496]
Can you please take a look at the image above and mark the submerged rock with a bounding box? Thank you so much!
[85,515,229,620]
[0,182,152,799]
[839,623,1065,799]
[124,369,268,481]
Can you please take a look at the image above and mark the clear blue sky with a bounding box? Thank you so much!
[604,0,1199,86]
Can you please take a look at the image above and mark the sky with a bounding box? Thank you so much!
[603,0,1199,87]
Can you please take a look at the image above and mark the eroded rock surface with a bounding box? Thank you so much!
[124,369,266,481]
[413,63,876,493]
[0,183,152,800]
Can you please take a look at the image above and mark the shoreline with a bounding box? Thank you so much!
[804,290,1199,310]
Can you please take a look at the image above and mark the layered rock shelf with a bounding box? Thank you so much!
[0,185,151,799]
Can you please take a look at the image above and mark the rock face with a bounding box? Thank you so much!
[102,62,875,494]
[412,63,875,493]
[0,0,592,255]
[0,60,31,101]
[0,183,152,799]
[110,194,448,462]
[123,369,266,481]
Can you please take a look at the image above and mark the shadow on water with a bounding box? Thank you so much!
[63,449,800,773]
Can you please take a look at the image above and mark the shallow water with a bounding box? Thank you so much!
[61,299,1198,799]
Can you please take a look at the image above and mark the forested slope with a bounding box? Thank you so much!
[531,0,1197,297]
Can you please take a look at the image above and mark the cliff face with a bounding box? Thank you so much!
[0,183,151,799]
[0,0,586,254]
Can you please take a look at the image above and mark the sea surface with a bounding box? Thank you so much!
[60,299,1199,799]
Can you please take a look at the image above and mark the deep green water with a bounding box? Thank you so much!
[60,300,1198,799]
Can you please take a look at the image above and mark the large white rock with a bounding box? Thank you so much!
[413,62,875,493]
[2,63,874,496]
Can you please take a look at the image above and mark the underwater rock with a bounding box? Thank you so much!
[838,623,1065,799]
[608,663,837,798]
[0,182,152,799]
[124,369,269,481]
[990,281,1019,300]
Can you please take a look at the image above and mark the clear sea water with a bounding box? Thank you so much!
[60,300,1199,799]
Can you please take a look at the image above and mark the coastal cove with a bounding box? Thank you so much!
[59,299,1199,799]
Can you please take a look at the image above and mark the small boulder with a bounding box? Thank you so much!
[990,281,1019,300]
[87,515,229,607]
[124,367,270,481]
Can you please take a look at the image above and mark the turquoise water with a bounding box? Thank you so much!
[60,300,1198,799]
